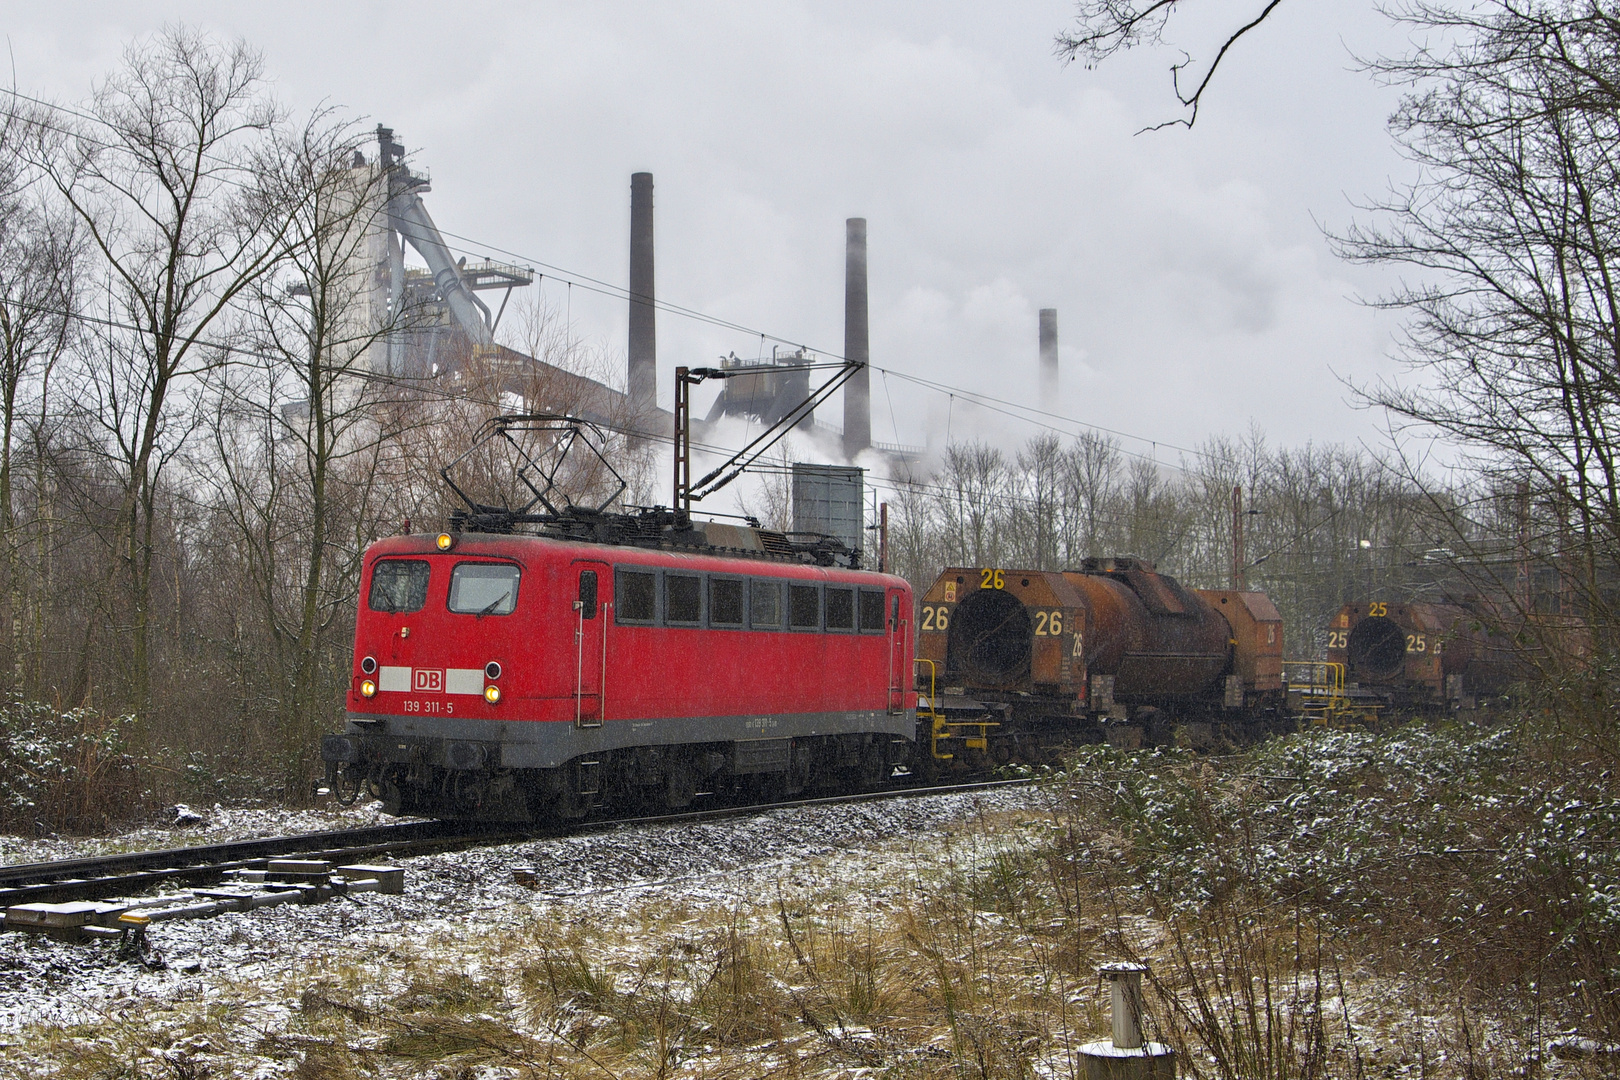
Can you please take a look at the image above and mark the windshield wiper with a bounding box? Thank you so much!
[476,594,508,618]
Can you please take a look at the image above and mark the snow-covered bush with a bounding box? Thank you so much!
[1060,721,1620,1007]
[0,700,148,832]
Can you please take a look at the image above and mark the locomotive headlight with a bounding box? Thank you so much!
[484,684,502,704]
[436,532,455,551]
[360,679,377,698]
[360,656,377,675]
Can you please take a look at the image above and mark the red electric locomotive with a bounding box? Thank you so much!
[321,475,915,822]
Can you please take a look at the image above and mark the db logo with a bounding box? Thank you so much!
[413,669,444,693]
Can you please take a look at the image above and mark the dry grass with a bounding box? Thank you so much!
[7,724,1618,1078]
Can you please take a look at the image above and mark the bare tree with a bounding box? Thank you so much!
[1011,432,1064,570]
[1056,0,1287,128]
[25,28,286,715]
[0,112,82,692]
[1335,1,1620,684]
[1059,429,1123,563]
[941,441,1008,567]
[199,111,400,786]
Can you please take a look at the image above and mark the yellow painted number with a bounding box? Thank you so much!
[1327,630,1348,649]
[1406,634,1427,653]
[921,605,950,631]
[1072,630,1084,658]
[980,568,1005,590]
[1369,601,1388,617]
[1033,610,1064,636]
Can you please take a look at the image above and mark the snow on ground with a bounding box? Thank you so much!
[0,786,1044,1043]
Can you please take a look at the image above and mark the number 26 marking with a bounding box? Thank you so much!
[980,568,1004,590]
[1033,609,1063,637]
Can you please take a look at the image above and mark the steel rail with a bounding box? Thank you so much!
[0,777,1035,909]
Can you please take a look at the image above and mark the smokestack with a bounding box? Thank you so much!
[843,218,871,459]
[1039,308,1058,402]
[628,173,656,418]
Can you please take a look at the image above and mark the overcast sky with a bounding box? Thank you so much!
[8,1,1425,470]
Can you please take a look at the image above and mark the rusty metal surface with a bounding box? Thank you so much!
[1064,560,1231,700]
[919,559,1244,708]
[1199,590,1284,692]
[1327,599,1529,700]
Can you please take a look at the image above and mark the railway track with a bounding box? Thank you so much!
[1,777,1034,910]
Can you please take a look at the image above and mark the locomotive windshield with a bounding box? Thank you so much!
[448,563,521,616]
[368,559,430,613]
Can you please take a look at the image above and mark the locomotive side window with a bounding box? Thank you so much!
[859,589,885,632]
[710,577,743,627]
[616,569,655,623]
[577,571,598,619]
[448,563,520,616]
[749,580,782,629]
[665,574,702,625]
[825,587,855,631]
[368,559,430,613]
[789,584,820,631]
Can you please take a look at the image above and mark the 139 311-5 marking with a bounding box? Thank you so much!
[403,699,455,715]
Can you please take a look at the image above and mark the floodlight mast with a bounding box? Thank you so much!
[673,360,860,512]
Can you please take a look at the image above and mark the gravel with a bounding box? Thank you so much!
[0,785,1042,1037]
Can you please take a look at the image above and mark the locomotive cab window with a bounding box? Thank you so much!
[749,580,782,629]
[789,584,820,631]
[616,569,655,623]
[666,574,702,625]
[710,577,743,627]
[448,563,520,616]
[859,589,886,632]
[825,587,855,631]
[368,559,430,613]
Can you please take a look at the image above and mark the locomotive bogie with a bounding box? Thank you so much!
[324,533,916,821]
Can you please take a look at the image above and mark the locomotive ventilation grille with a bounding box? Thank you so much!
[945,587,1033,688]
[1347,616,1406,681]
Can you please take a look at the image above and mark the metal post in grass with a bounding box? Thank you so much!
[1079,963,1175,1080]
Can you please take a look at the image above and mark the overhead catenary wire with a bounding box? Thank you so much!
[2,84,1227,471]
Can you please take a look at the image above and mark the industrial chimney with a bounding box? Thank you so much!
[843,218,871,459]
[1039,308,1058,402]
[628,173,657,419]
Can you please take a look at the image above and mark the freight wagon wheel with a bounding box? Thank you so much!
[947,588,1034,687]
[1347,616,1406,681]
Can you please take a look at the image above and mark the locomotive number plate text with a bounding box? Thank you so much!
[403,699,456,715]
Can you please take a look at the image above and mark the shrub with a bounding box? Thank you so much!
[0,700,150,832]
